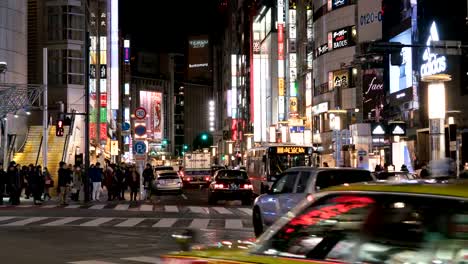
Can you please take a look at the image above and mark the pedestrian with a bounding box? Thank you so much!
[7,161,21,205]
[142,163,154,200]
[21,165,30,199]
[72,165,83,202]
[128,166,140,202]
[103,163,115,201]
[31,165,44,205]
[89,162,103,201]
[43,167,53,201]
[0,164,5,205]
[116,165,127,200]
[420,162,430,178]
[58,162,72,205]
[401,164,409,172]
[323,162,329,167]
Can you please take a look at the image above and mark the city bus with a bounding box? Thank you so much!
[246,144,313,195]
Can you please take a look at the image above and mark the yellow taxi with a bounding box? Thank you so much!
[162,181,468,264]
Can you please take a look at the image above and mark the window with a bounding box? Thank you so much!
[216,170,248,180]
[295,172,310,193]
[271,172,298,194]
[315,170,373,191]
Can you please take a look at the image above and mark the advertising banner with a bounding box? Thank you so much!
[357,0,383,43]
[139,91,163,141]
[363,69,385,121]
[389,29,412,94]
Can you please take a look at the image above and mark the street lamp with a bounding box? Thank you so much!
[422,73,451,162]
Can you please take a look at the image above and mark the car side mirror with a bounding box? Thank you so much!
[172,229,196,251]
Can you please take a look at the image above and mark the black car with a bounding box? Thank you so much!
[208,169,253,205]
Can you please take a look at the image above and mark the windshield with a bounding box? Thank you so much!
[158,173,179,180]
[254,194,468,263]
[216,170,248,180]
[270,155,309,175]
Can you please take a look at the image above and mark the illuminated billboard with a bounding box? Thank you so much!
[139,91,163,141]
[389,29,412,94]
[187,35,211,81]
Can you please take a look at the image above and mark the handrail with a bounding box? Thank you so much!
[7,134,16,162]
[35,135,43,166]
[17,127,30,153]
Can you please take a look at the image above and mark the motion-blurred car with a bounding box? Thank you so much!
[208,169,253,205]
[252,167,375,236]
[162,181,468,264]
[152,170,183,194]
[374,171,419,181]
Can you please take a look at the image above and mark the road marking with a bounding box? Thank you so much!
[89,204,105,210]
[121,256,161,263]
[181,194,188,200]
[114,204,129,211]
[68,261,118,264]
[189,218,209,229]
[42,217,82,226]
[212,207,233,214]
[237,208,252,216]
[0,216,16,222]
[164,205,178,213]
[17,205,33,208]
[80,217,114,227]
[188,206,209,214]
[41,204,57,208]
[225,219,243,229]
[115,218,145,227]
[3,217,48,226]
[65,204,81,209]
[152,218,177,228]
[139,204,153,211]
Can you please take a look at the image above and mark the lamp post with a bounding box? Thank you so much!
[422,74,451,162]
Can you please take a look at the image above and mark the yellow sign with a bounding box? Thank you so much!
[110,140,119,156]
[278,78,285,96]
[289,97,298,113]
[277,146,306,154]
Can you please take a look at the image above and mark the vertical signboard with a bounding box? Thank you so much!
[277,0,285,121]
[99,35,107,143]
[139,91,163,141]
[288,8,297,117]
[362,69,385,121]
[89,36,98,144]
[109,0,119,110]
[231,54,238,118]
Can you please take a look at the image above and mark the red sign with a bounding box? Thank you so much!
[90,123,97,140]
[99,123,107,141]
[278,24,284,60]
[100,93,107,107]
[134,107,147,120]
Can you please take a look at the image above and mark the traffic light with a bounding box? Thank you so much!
[183,144,188,151]
[162,139,168,145]
[56,120,64,137]
[201,133,208,141]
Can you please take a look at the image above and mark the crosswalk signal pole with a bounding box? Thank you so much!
[43,48,48,170]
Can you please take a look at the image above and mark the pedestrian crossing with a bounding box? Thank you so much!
[0,203,253,216]
[68,256,161,264]
[0,216,253,230]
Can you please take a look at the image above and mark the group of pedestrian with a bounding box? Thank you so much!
[0,161,53,205]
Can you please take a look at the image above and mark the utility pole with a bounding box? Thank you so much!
[84,0,91,202]
[43,48,48,170]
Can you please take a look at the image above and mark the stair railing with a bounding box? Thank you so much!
[17,126,30,153]
[35,135,43,166]
[61,109,76,163]
[7,134,16,163]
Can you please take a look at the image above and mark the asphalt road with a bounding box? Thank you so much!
[0,188,255,263]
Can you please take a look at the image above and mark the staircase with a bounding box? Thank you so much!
[13,125,69,191]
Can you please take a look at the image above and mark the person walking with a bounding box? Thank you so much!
[89,162,103,201]
[128,166,140,202]
[142,163,154,200]
[103,164,115,201]
[116,165,127,200]
[0,164,5,205]
[7,161,21,205]
[71,165,83,202]
[31,165,44,205]
[57,162,72,205]
[43,167,53,201]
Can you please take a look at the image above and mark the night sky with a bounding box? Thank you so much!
[120,0,220,53]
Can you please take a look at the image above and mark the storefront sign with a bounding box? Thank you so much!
[330,26,356,50]
[420,21,447,77]
[315,43,329,57]
[363,69,385,121]
[371,123,386,135]
[331,69,349,89]
[312,102,329,114]
[389,123,406,136]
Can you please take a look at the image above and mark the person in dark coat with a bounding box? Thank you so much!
[127,166,140,202]
[0,164,5,205]
[7,161,21,205]
[57,162,72,205]
[30,165,44,205]
[142,163,154,200]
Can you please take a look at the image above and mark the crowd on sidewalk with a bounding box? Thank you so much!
[0,160,144,206]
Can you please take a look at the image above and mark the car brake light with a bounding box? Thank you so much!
[186,177,191,181]
[204,176,211,181]
[242,184,253,189]
[214,184,224,189]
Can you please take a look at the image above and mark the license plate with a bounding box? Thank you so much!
[229,184,239,190]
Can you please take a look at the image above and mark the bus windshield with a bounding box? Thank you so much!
[270,154,310,175]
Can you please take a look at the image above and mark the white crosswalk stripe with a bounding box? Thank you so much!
[3,217,48,226]
[66,204,81,209]
[17,205,33,208]
[121,256,161,263]
[237,208,252,216]
[188,206,209,214]
[212,207,233,214]
[0,216,16,222]
[225,219,243,229]
[80,217,114,227]
[89,204,105,210]
[114,204,129,211]
[42,217,82,226]
[68,261,118,264]
[41,204,57,208]
[139,204,153,211]
[189,218,209,229]
[152,218,177,228]
[164,205,178,212]
[115,218,145,227]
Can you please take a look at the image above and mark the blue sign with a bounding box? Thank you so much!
[134,141,146,154]
[135,125,146,136]
[289,126,305,133]
[122,122,130,131]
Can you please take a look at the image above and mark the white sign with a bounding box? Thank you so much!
[372,125,385,135]
[392,125,405,135]
[312,102,329,114]
[189,63,208,68]
[189,39,209,48]
[364,76,384,94]
[420,21,447,77]
[357,0,383,43]
[134,107,146,120]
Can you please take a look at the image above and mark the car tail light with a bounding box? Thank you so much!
[186,177,192,181]
[214,184,225,189]
[204,176,211,181]
[242,184,253,189]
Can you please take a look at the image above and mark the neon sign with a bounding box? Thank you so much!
[420,22,447,77]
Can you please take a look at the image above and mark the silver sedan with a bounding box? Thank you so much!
[152,170,183,194]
